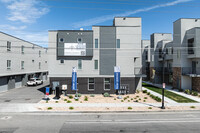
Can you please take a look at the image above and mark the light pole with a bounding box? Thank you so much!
[161,51,166,109]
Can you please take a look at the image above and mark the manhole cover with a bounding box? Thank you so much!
[4,100,11,102]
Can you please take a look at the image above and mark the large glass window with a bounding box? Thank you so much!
[116,39,120,48]
[104,78,111,90]
[7,60,11,69]
[78,59,82,70]
[94,60,98,70]
[88,78,95,90]
[95,39,98,48]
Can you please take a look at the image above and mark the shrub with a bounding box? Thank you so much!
[128,100,130,102]
[136,96,139,98]
[155,96,161,102]
[184,89,190,94]
[143,90,147,93]
[55,101,58,103]
[136,90,140,93]
[114,98,116,100]
[134,97,137,99]
[190,106,195,109]
[124,97,127,100]
[121,100,124,102]
[143,100,146,102]
[147,92,150,95]
[84,96,88,101]
[139,98,141,100]
[47,107,52,110]
[131,98,133,100]
[104,92,110,97]
[75,93,82,97]
[127,96,130,98]
[80,101,82,103]
[69,95,73,99]
[192,91,198,96]
[64,99,67,101]
[148,107,152,109]
[75,99,79,101]
[46,100,48,103]
[135,100,138,102]
[199,95,200,97]
[90,94,95,97]
[128,107,132,110]
[178,89,184,92]
[67,100,72,103]
[69,107,74,110]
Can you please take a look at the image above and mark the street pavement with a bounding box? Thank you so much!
[0,81,49,103]
[0,111,200,133]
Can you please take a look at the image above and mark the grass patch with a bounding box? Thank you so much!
[67,100,72,103]
[142,83,197,103]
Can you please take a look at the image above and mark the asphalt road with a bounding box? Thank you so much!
[0,81,49,103]
[0,111,200,133]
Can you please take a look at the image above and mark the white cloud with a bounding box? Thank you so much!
[0,24,27,30]
[72,0,193,28]
[0,0,49,23]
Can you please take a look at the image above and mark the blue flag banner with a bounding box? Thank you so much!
[71,67,77,91]
[46,87,50,95]
[114,66,120,90]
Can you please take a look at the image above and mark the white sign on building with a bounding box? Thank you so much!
[64,43,86,56]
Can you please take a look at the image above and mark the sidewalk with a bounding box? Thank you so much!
[143,81,200,103]
[142,87,177,104]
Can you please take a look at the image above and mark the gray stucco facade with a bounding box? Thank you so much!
[0,32,48,93]
[48,17,143,94]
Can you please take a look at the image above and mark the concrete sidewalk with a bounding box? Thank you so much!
[143,81,200,103]
[142,87,177,104]
[1,102,200,113]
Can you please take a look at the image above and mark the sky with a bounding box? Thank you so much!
[0,0,199,47]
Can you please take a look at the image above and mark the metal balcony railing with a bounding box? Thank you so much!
[182,67,200,75]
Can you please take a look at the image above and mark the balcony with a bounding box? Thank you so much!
[182,67,200,77]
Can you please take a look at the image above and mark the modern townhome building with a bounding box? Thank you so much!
[150,33,172,84]
[142,40,150,81]
[0,32,48,93]
[149,18,200,92]
[48,17,144,94]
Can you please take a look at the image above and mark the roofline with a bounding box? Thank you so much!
[92,25,114,27]
[0,31,46,49]
[48,30,93,32]
[114,17,141,18]
[150,33,172,36]
[173,18,200,23]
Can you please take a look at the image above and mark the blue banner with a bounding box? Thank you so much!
[114,66,120,90]
[71,67,77,91]
[46,87,50,95]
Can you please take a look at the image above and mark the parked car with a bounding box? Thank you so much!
[27,78,43,86]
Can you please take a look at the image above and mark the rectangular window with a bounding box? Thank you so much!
[116,39,120,48]
[78,59,82,70]
[21,61,24,69]
[94,60,98,70]
[21,45,24,54]
[39,62,41,69]
[7,60,11,69]
[95,39,98,48]
[104,78,111,90]
[7,41,11,51]
[188,38,194,54]
[39,50,41,57]
[88,78,95,90]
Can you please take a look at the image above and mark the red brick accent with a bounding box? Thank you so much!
[192,77,200,92]
[172,67,181,89]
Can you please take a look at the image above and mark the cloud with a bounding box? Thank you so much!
[72,0,193,28]
[0,24,27,30]
[0,0,49,23]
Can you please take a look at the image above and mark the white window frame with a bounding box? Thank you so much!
[104,78,111,91]
[88,78,95,91]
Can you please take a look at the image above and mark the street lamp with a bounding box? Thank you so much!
[161,51,166,109]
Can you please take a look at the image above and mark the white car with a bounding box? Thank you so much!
[27,78,43,86]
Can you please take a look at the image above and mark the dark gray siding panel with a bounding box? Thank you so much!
[57,31,93,59]
[100,27,116,75]
[50,77,136,94]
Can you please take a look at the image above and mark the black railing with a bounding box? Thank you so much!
[182,67,200,75]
